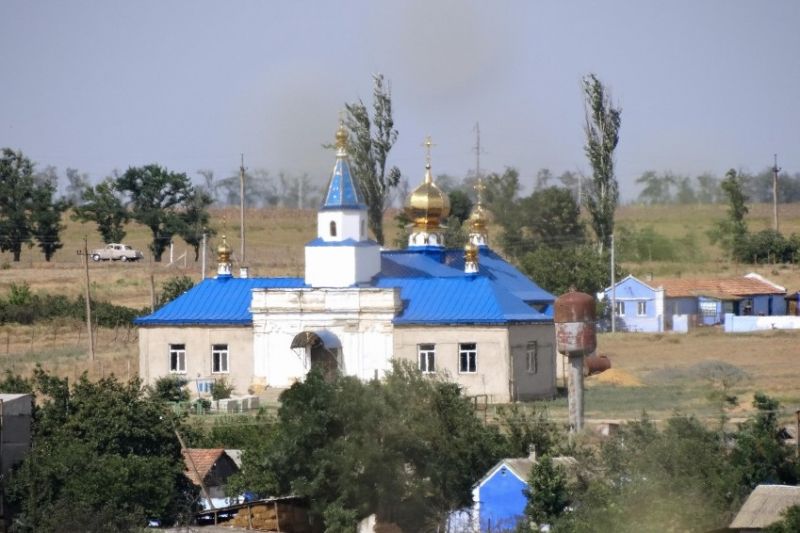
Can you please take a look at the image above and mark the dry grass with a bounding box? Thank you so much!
[0,205,798,424]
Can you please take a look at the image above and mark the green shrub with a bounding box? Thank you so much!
[149,375,190,403]
[211,378,234,401]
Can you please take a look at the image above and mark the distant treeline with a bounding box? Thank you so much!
[634,167,800,205]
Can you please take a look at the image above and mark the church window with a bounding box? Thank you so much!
[212,344,229,373]
[459,343,477,373]
[169,344,186,373]
[330,221,337,237]
[526,341,538,374]
[418,344,435,373]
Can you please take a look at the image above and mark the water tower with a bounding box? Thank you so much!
[554,291,596,432]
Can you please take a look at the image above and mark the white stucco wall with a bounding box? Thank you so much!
[138,326,253,396]
[305,243,381,287]
[251,287,401,387]
[316,209,366,242]
[392,324,555,403]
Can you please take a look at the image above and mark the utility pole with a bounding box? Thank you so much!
[610,233,616,333]
[82,236,95,361]
[239,153,246,265]
[772,154,781,233]
[201,230,207,280]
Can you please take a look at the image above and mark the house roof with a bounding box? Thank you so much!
[136,246,554,327]
[135,277,306,326]
[475,456,579,489]
[655,275,786,298]
[183,448,233,486]
[729,484,800,529]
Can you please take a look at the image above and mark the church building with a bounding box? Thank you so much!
[136,124,556,403]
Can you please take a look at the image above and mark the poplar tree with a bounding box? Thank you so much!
[583,73,622,252]
[0,149,35,261]
[345,74,401,245]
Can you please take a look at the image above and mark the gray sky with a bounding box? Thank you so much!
[1,0,799,200]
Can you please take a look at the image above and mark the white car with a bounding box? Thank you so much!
[90,243,144,262]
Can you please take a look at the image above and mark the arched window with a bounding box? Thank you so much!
[330,221,337,237]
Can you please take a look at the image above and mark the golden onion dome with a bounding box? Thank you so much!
[464,242,478,262]
[468,202,489,233]
[217,235,232,263]
[404,163,451,230]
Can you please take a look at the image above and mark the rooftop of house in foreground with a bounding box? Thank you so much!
[135,247,554,327]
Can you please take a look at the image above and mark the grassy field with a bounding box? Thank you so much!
[0,204,798,425]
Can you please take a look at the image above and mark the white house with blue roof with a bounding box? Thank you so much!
[136,125,557,402]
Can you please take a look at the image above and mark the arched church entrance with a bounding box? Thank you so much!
[290,331,341,382]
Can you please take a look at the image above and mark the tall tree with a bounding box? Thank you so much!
[484,167,523,257]
[73,177,129,244]
[708,169,749,260]
[582,73,622,251]
[230,364,506,532]
[520,186,585,249]
[30,177,68,261]
[6,368,194,531]
[177,187,215,261]
[0,149,36,261]
[116,164,193,262]
[345,73,402,245]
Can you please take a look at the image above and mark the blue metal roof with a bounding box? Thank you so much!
[134,277,306,326]
[136,247,554,326]
[380,248,555,306]
[322,156,365,210]
[374,276,550,324]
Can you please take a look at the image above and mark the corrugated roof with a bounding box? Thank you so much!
[136,247,554,326]
[374,276,549,324]
[381,248,554,305]
[729,484,800,529]
[656,276,786,298]
[135,277,306,326]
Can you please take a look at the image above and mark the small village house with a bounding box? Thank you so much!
[601,273,787,332]
[727,484,800,531]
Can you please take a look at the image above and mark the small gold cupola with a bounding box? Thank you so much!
[468,175,489,247]
[464,242,479,274]
[216,234,233,278]
[405,136,450,247]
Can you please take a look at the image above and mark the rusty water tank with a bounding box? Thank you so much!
[554,291,597,357]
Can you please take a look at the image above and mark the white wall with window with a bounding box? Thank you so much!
[139,327,253,398]
[393,325,556,403]
[418,344,436,373]
[169,343,186,373]
[212,344,229,373]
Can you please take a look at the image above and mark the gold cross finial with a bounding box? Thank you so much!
[422,135,436,167]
